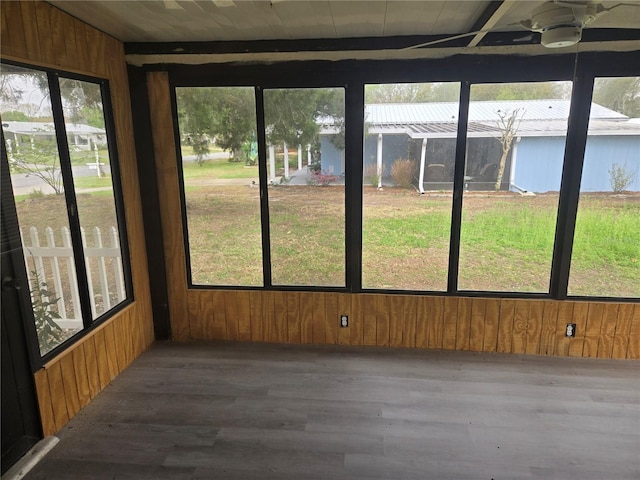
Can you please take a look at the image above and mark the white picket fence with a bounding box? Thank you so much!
[22,226,125,329]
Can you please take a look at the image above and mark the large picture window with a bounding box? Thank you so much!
[264,87,345,287]
[170,57,638,300]
[458,81,572,293]
[175,87,263,286]
[1,62,131,356]
[362,82,460,291]
[569,77,640,298]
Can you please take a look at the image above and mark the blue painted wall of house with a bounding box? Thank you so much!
[322,134,415,176]
[581,136,640,192]
[513,137,565,192]
[322,132,639,192]
[320,136,345,175]
[514,135,640,192]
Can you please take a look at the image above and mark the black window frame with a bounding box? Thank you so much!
[0,59,134,369]
[163,50,640,302]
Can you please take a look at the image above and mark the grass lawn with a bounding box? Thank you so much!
[14,186,640,297]
[182,157,258,180]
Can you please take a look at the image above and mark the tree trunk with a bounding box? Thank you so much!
[494,146,510,191]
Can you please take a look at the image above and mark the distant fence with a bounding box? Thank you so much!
[21,226,125,329]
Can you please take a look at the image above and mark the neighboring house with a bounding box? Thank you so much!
[320,100,640,192]
[2,121,107,151]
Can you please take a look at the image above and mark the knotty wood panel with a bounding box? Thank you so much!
[375,295,390,347]
[583,302,605,358]
[71,345,91,410]
[469,298,486,352]
[414,296,429,349]
[299,292,314,343]
[311,292,326,344]
[402,296,417,348]
[324,292,339,344]
[273,291,288,343]
[187,291,637,361]
[286,291,301,343]
[597,303,619,359]
[33,370,56,438]
[425,296,444,350]
[612,303,634,359]
[568,302,590,357]
[350,293,365,345]
[497,299,515,353]
[482,298,500,352]
[538,301,559,355]
[46,363,69,432]
[442,297,458,350]
[58,352,81,419]
[363,295,377,346]
[526,301,544,355]
[455,297,472,351]
[627,304,640,359]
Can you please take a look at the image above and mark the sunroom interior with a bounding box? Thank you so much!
[1,1,639,478]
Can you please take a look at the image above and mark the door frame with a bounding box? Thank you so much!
[1,141,44,473]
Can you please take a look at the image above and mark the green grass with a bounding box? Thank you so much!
[73,176,113,190]
[180,145,224,158]
[12,186,639,296]
[182,157,258,180]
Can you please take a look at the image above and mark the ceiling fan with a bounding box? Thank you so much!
[404,1,639,50]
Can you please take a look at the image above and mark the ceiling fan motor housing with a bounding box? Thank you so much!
[529,2,599,48]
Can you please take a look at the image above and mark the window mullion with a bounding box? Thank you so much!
[447,81,471,293]
[255,86,273,288]
[345,83,364,292]
[549,73,594,299]
[48,73,94,329]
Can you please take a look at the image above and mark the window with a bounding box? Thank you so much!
[169,55,637,300]
[175,87,263,286]
[59,77,128,319]
[458,82,572,292]
[264,87,345,287]
[1,63,130,356]
[362,82,460,290]
[569,77,640,298]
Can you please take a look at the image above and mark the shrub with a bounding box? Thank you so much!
[391,158,414,189]
[308,160,321,174]
[310,171,338,186]
[609,162,636,193]
[364,164,380,187]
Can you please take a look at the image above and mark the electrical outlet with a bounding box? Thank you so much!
[566,323,576,337]
[340,315,348,328]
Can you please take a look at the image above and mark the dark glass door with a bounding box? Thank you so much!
[1,148,42,474]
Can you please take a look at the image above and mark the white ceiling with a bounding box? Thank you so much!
[46,0,640,44]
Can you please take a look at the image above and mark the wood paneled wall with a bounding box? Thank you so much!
[148,69,639,361]
[2,1,154,435]
[182,291,639,359]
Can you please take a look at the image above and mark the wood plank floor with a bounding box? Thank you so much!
[25,341,640,479]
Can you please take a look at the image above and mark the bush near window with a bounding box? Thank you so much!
[391,158,414,189]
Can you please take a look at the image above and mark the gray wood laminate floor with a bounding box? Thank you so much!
[25,342,640,480]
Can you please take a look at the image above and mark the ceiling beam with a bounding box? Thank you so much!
[467,0,518,48]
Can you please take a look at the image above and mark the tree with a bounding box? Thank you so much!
[365,83,433,103]
[494,108,524,191]
[365,82,460,103]
[9,133,64,194]
[593,77,640,117]
[1,110,30,121]
[471,82,568,101]
[177,87,255,165]
[264,88,344,153]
